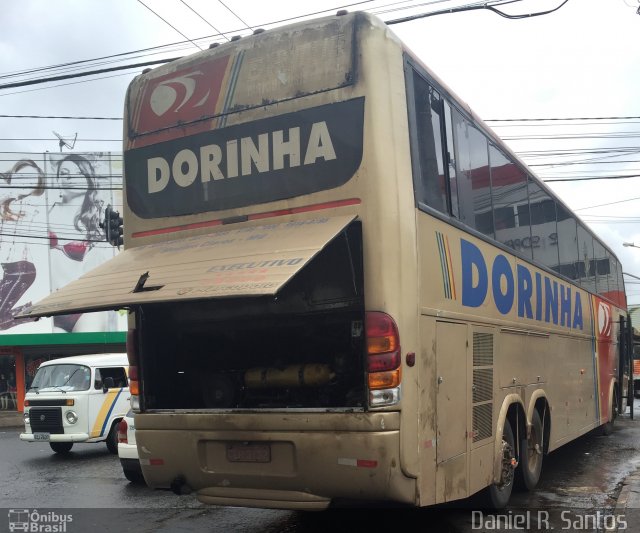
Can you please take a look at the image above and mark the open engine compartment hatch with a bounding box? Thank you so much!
[16,215,358,318]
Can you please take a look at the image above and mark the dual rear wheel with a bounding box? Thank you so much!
[484,409,544,509]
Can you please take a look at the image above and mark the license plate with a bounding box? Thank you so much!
[33,433,50,441]
[226,443,271,463]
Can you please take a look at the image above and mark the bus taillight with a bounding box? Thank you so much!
[366,312,401,406]
[127,328,140,410]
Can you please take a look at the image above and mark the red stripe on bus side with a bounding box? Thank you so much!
[131,198,362,238]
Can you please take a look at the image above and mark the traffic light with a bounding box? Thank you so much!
[102,204,123,247]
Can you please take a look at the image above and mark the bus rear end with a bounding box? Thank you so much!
[120,12,417,509]
[15,10,421,510]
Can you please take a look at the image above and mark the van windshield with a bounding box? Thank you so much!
[31,364,91,392]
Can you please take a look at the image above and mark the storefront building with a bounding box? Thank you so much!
[0,332,125,412]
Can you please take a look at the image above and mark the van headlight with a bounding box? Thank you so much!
[65,411,78,424]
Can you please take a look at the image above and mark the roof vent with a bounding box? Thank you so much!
[230,35,242,42]
[253,28,265,35]
[209,42,220,49]
[336,9,348,16]
[142,68,152,74]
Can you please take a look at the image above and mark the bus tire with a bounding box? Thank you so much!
[481,420,516,509]
[601,393,617,436]
[515,410,543,491]
[50,442,73,454]
[106,421,119,454]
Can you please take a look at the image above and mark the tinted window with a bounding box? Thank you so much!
[608,252,619,297]
[95,367,128,389]
[412,72,447,212]
[555,204,578,280]
[577,224,595,293]
[593,241,609,296]
[452,109,493,237]
[489,145,531,259]
[526,178,559,269]
[444,101,459,218]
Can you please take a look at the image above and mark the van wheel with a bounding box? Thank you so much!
[515,410,544,491]
[50,442,73,454]
[479,421,516,509]
[106,422,119,454]
[123,469,145,484]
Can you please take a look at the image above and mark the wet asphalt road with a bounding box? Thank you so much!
[1,403,639,533]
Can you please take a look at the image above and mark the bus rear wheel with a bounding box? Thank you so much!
[601,392,618,436]
[481,421,516,509]
[515,410,544,491]
[50,442,73,454]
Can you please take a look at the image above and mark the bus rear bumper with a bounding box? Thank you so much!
[136,412,415,509]
[197,487,331,510]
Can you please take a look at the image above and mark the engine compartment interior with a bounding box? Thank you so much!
[137,221,366,410]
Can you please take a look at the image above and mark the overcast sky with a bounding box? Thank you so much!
[2,0,640,302]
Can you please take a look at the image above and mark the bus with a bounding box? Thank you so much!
[19,10,632,510]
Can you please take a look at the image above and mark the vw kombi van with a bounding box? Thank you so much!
[20,353,129,454]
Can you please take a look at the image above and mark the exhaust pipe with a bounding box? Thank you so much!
[170,476,192,495]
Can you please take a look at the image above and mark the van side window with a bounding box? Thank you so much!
[95,367,128,389]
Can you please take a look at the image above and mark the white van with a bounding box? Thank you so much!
[20,353,129,454]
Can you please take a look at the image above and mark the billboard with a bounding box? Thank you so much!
[0,152,126,334]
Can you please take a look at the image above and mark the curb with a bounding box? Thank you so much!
[611,469,640,532]
[0,414,23,429]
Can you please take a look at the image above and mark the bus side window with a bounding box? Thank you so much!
[555,204,579,280]
[451,110,493,238]
[526,177,560,269]
[412,71,447,213]
[443,100,459,218]
[577,224,595,293]
[594,241,610,297]
[489,144,531,260]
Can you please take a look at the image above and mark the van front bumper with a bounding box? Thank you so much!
[20,432,90,442]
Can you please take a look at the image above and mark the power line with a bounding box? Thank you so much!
[0,115,121,120]
[0,1,374,86]
[179,0,230,41]
[136,0,203,51]
[0,138,120,142]
[574,197,640,211]
[0,72,137,98]
[218,0,253,31]
[0,185,122,191]
[543,174,640,182]
[0,58,179,91]
[386,0,570,24]
[486,115,640,122]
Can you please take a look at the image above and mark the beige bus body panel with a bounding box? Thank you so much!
[17,215,356,317]
[136,412,417,509]
[417,211,628,498]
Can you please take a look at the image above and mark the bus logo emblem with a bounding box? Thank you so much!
[597,301,611,337]
[150,72,210,117]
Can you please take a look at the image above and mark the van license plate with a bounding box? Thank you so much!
[227,443,271,463]
[33,433,50,441]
